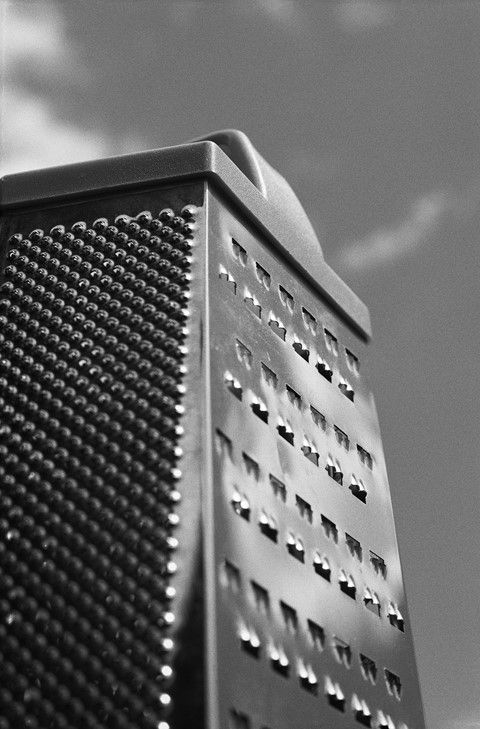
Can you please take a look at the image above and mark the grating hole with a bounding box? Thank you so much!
[313,553,331,581]
[324,328,339,355]
[292,335,309,362]
[350,475,367,503]
[346,348,360,374]
[352,695,372,727]
[334,425,350,451]
[268,313,286,341]
[339,570,356,600]
[223,560,242,592]
[359,654,377,684]
[269,645,290,677]
[236,338,252,369]
[308,619,325,651]
[298,661,318,693]
[310,405,327,431]
[326,455,343,485]
[286,532,305,563]
[277,417,294,445]
[370,551,387,578]
[286,384,302,409]
[316,357,333,382]
[232,239,247,265]
[225,370,243,400]
[296,494,313,523]
[346,533,362,561]
[255,262,271,289]
[269,474,287,502]
[239,625,261,658]
[385,669,402,700]
[338,376,354,402]
[229,708,251,729]
[280,601,298,632]
[231,491,250,521]
[251,394,268,423]
[325,677,345,712]
[321,515,338,543]
[278,285,294,312]
[219,264,237,294]
[357,444,373,470]
[259,511,278,542]
[244,289,262,318]
[302,306,317,334]
[378,711,396,729]
[301,436,319,467]
[363,588,381,616]
[333,636,352,668]
[216,428,233,459]
[251,581,270,614]
[243,452,260,480]
[388,603,405,632]
[261,362,278,388]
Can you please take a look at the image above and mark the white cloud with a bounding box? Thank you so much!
[255,0,299,26]
[338,191,451,271]
[3,1,82,72]
[0,1,143,177]
[334,0,393,32]
[238,0,305,33]
[1,85,110,176]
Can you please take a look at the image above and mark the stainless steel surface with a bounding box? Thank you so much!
[0,131,425,729]
[206,184,425,729]
[0,135,371,342]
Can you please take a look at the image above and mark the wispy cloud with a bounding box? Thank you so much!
[3,1,85,74]
[1,2,142,177]
[334,0,393,32]
[338,191,451,271]
[238,0,305,33]
[1,85,111,176]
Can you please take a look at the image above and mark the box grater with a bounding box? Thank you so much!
[0,130,426,729]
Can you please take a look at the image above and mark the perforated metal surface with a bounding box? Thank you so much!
[207,188,425,729]
[0,195,201,729]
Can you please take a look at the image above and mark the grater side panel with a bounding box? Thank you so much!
[206,185,425,729]
[0,184,206,729]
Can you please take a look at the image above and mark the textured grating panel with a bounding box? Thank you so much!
[0,206,196,729]
[208,188,424,729]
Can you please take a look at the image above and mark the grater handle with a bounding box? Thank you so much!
[190,129,324,257]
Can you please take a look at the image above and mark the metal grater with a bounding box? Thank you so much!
[0,131,426,729]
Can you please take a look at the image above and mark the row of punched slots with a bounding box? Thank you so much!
[227,488,404,632]
[228,237,361,378]
[235,337,373,467]
[229,704,405,729]
[215,428,388,586]
[222,558,403,701]
[219,263,356,402]
[224,367,374,472]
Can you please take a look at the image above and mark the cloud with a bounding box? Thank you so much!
[334,0,393,32]
[3,1,84,73]
[0,2,142,177]
[1,85,111,176]
[338,191,451,271]
[238,0,305,33]
[255,0,300,26]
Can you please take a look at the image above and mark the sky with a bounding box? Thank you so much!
[1,2,480,728]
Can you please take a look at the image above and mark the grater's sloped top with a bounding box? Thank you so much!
[0,131,371,340]
[190,129,323,258]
